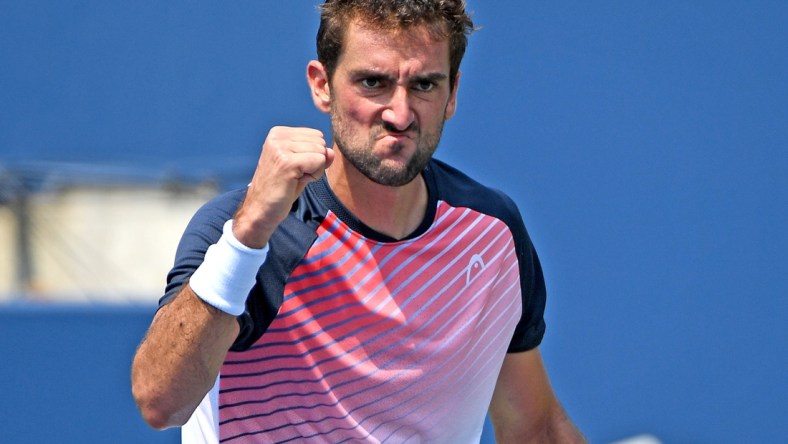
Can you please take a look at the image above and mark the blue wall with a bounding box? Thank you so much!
[0,305,179,443]
[1,1,786,443]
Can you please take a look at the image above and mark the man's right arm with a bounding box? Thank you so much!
[131,126,333,429]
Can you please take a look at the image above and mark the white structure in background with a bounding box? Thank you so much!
[0,173,218,304]
[609,434,662,444]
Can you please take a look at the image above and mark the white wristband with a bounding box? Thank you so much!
[189,219,269,316]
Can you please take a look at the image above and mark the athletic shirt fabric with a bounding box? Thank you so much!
[161,159,547,443]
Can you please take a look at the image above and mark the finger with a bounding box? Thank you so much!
[271,126,325,145]
[285,141,328,155]
[324,145,335,169]
[298,150,330,177]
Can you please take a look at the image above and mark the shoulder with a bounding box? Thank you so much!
[427,158,523,226]
[427,158,535,266]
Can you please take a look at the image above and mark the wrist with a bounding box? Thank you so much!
[189,219,269,316]
[232,209,279,249]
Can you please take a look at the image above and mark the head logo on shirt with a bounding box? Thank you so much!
[466,253,485,286]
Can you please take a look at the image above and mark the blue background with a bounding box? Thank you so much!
[1,1,786,443]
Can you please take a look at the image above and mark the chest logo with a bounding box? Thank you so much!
[466,253,485,285]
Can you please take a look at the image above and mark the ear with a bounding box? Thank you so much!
[307,60,331,114]
[444,70,461,120]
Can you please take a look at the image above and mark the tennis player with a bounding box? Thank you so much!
[132,1,585,442]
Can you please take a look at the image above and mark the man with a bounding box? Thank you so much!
[132,1,585,442]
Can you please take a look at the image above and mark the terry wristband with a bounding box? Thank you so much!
[189,219,269,316]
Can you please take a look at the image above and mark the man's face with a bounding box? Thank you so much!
[328,20,458,187]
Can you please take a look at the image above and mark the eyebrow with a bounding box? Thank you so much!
[349,69,449,84]
[413,72,449,83]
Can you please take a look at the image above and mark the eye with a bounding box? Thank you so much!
[361,78,383,89]
[414,80,436,92]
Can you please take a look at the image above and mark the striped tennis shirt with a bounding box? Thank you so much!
[161,158,546,443]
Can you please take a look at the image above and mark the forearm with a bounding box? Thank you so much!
[131,285,239,429]
[493,402,587,444]
[494,402,585,444]
[490,350,586,444]
[541,403,586,444]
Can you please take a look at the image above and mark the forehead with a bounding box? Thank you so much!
[338,19,451,73]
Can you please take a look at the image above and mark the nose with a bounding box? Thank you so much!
[381,86,415,132]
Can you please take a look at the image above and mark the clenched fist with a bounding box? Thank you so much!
[232,126,334,248]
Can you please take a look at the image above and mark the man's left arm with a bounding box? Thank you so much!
[489,348,586,444]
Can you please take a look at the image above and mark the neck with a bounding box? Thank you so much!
[325,157,428,240]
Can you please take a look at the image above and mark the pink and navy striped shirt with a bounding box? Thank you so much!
[162,159,546,443]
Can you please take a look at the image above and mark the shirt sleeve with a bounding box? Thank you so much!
[497,191,547,353]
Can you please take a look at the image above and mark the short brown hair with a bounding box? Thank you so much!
[317,0,475,90]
